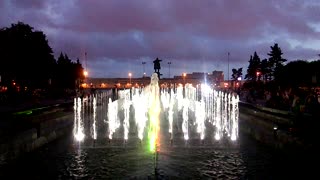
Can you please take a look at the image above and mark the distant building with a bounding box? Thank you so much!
[173,71,224,84]
[83,70,228,89]
[211,71,224,83]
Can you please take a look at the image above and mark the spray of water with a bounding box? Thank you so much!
[108,98,120,140]
[147,73,161,152]
[92,95,97,140]
[74,97,85,142]
[73,74,239,150]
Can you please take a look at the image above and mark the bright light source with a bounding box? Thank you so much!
[84,70,88,77]
[128,73,132,77]
[237,77,242,81]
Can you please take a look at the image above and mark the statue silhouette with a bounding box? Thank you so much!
[153,57,162,79]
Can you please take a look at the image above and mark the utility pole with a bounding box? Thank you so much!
[128,72,132,85]
[168,61,171,78]
[142,61,146,77]
[83,52,88,84]
[228,52,230,83]
[85,52,87,71]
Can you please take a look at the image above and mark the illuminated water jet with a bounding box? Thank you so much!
[73,73,239,151]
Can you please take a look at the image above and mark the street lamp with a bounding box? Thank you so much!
[182,73,186,98]
[84,70,88,77]
[142,62,146,77]
[228,52,230,82]
[83,70,88,87]
[168,62,172,78]
[256,71,261,81]
[128,72,132,85]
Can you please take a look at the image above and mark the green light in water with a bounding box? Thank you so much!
[148,97,160,152]
[148,115,156,152]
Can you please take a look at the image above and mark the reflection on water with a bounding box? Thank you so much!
[0,131,317,179]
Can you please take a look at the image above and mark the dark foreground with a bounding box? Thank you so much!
[0,131,317,180]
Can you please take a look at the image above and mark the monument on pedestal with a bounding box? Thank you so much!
[153,57,162,79]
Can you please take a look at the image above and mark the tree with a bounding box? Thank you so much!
[0,22,56,89]
[277,60,319,88]
[309,60,320,86]
[267,43,286,80]
[260,59,271,82]
[231,68,243,81]
[231,67,243,90]
[245,52,261,81]
[0,21,85,101]
[55,52,84,89]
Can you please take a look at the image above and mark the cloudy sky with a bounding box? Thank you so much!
[1,0,320,78]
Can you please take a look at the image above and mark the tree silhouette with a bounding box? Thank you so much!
[231,68,243,81]
[309,60,320,86]
[231,67,243,90]
[277,60,320,88]
[0,22,84,98]
[245,52,261,81]
[260,59,271,82]
[0,22,55,89]
[268,43,286,80]
[55,52,84,89]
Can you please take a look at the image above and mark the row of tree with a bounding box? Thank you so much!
[245,43,286,82]
[0,22,84,94]
[2,22,318,96]
[232,43,320,89]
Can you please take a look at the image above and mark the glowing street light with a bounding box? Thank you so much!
[256,71,261,76]
[256,71,261,81]
[168,62,172,78]
[142,62,146,77]
[182,73,186,84]
[84,70,88,77]
[128,72,132,85]
[182,73,187,97]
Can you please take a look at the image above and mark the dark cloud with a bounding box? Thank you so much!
[1,0,320,78]
[11,0,47,9]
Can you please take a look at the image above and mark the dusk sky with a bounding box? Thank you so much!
[1,0,320,79]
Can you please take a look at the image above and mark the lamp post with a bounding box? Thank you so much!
[227,52,230,83]
[83,52,88,87]
[128,72,132,86]
[83,70,88,88]
[85,52,87,70]
[168,62,172,78]
[183,73,186,98]
[142,62,146,77]
[84,70,88,77]
[256,71,261,81]
[183,73,186,84]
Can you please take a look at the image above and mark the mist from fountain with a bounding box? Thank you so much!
[73,73,239,151]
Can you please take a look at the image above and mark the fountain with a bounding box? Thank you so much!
[73,73,239,151]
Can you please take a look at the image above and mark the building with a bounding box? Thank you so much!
[83,70,227,89]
